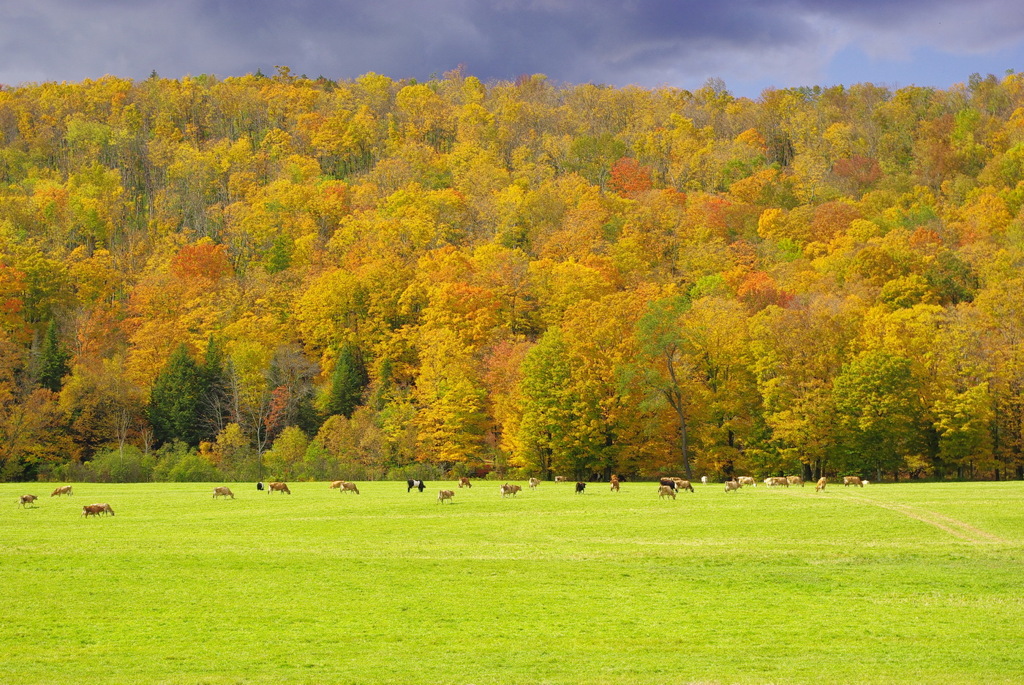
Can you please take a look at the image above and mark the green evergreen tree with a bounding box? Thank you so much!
[38,320,70,392]
[325,343,369,418]
[149,344,206,447]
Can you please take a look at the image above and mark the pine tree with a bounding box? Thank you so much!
[325,344,368,418]
[38,320,70,392]
[149,344,206,446]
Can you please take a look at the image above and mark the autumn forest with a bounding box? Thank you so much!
[1,67,1023,484]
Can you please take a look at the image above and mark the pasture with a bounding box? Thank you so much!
[2,479,1023,684]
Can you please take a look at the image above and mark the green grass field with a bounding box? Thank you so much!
[3,479,1023,684]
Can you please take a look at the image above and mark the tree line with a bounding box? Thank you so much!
[1,67,1023,483]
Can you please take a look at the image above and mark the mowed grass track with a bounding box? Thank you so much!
[2,480,1023,685]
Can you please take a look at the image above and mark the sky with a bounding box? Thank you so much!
[2,0,1024,98]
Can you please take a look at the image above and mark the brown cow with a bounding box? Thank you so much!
[19,494,38,507]
[51,485,73,497]
[554,476,568,483]
[610,475,620,492]
[458,477,472,489]
[528,477,540,489]
[658,485,676,499]
[213,486,234,499]
[340,481,360,494]
[268,482,291,494]
[737,476,756,488]
[329,480,344,489]
[787,475,804,487]
[83,503,114,517]
[437,489,455,504]
[724,480,741,493]
[765,477,789,487]
[843,476,863,487]
[500,483,522,498]
[815,477,828,492]
[671,477,694,493]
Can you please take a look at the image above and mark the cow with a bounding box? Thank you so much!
[554,476,568,483]
[724,480,741,493]
[407,479,426,493]
[787,475,805,487]
[815,477,828,492]
[329,480,344,489]
[95,503,114,516]
[671,478,694,493]
[82,504,105,517]
[843,476,863,487]
[765,477,789,487]
[610,475,620,492]
[658,484,676,499]
[737,476,756,488]
[51,485,73,497]
[659,478,677,491]
[458,477,472,489]
[575,482,586,494]
[437,489,455,504]
[529,477,540,489]
[213,486,234,499]
[500,483,522,498]
[863,480,871,486]
[19,494,38,507]
[340,481,360,494]
[268,482,291,494]
[701,475,708,485]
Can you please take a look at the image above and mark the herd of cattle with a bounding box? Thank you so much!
[15,474,870,514]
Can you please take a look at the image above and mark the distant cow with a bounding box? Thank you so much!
[51,485,73,497]
[329,480,344,489]
[701,475,708,485]
[843,476,863,487]
[816,477,828,492]
[658,484,676,499]
[554,476,568,483]
[610,475,620,492]
[659,478,677,491]
[724,480,741,493]
[529,477,540,489]
[500,483,522,497]
[83,503,114,517]
[19,494,38,507]
[575,482,586,494]
[787,475,804,487]
[863,480,871,486]
[213,486,234,499]
[340,481,359,494]
[407,479,426,493]
[458,477,472,489]
[437,489,455,504]
[765,477,789,487]
[737,476,756,487]
[268,482,291,494]
[672,478,694,493]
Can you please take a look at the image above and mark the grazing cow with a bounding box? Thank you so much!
[701,475,708,485]
[610,475,620,492]
[724,480,741,493]
[212,486,234,499]
[500,483,522,498]
[407,479,426,493]
[554,476,567,483]
[19,494,38,507]
[843,476,863,487]
[671,478,694,493]
[658,484,676,499]
[437,489,455,504]
[458,477,472,489]
[815,477,828,492]
[765,477,789,487]
[529,477,540,489]
[82,504,105,517]
[787,475,805,487]
[863,480,871,486]
[659,478,677,491]
[737,476,756,488]
[575,482,586,494]
[51,485,73,497]
[340,481,360,494]
[256,481,264,491]
[329,480,344,489]
[268,482,291,494]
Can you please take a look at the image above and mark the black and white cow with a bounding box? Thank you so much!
[407,479,427,493]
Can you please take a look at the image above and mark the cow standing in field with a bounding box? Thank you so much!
[83,503,114,517]
[724,480,741,493]
[737,476,756,488]
[329,480,344,489]
[213,486,234,499]
[658,485,677,499]
[671,478,694,493]
[529,477,540,489]
[843,476,863,487]
[701,476,708,485]
[407,479,426,493]
[458,477,472,488]
[659,478,677,491]
[816,477,828,491]
[268,482,291,494]
[765,477,789,487]
[787,475,804,487]
[340,481,359,494]
[19,494,38,507]
[554,476,567,483]
[51,485,73,497]
[500,483,522,498]
[610,475,620,492]
[575,482,586,494]
[437,489,455,504]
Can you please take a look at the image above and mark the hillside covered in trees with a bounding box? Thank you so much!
[1,67,1023,483]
